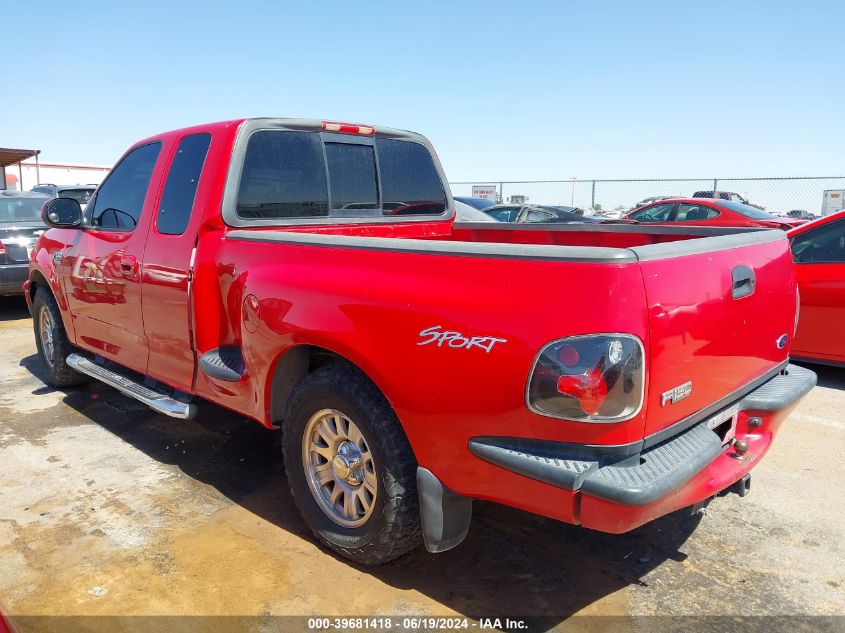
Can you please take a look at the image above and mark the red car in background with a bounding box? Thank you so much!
[625,198,807,230]
[789,211,845,366]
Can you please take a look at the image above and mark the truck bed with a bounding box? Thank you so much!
[226,220,792,444]
[446,221,767,249]
[232,219,778,263]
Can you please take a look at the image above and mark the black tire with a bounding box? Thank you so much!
[32,286,87,387]
[283,363,422,565]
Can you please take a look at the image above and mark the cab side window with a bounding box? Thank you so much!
[157,134,211,235]
[630,203,675,222]
[792,219,845,263]
[90,142,162,230]
[524,208,554,222]
[676,203,719,221]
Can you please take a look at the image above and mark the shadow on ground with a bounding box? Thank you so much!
[0,296,30,321]
[14,353,713,628]
[794,361,845,391]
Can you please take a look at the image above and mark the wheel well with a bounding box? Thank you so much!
[269,345,366,426]
[28,270,48,303]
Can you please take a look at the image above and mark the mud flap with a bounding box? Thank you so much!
[416,467,472,553]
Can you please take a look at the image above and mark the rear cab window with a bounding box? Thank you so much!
[226,121,449,225]
[0,197,45,222]
[58,188,95,206]
[325,143,378,212]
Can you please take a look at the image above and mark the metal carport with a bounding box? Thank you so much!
[0,147,41,190]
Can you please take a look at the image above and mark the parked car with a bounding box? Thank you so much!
[630,195,676,211]
[786,210,816,220]
[27,117,813,566]
[453,196,497,210]
[625,198,807,230]
[789,211,845,366]
[455,200,497,222]
[484,204,597,223]
[31,183,97,207]
[0,191,49,296]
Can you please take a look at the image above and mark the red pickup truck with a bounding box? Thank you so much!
[26,118,815,565]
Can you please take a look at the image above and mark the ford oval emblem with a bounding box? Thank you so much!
[776,334,788,349]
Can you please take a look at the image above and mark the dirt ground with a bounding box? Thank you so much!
[0,295,842,632]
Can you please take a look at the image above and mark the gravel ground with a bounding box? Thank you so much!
[0,295,842,632]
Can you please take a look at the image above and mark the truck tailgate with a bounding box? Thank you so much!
[633,232,796,438]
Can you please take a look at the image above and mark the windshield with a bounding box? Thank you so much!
[486,206,520,222]
[58,188,95,205]
[717,200,773,220]
[0,197,45,223]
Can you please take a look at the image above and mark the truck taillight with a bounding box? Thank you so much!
[0,241,6,263]
[527,334,644,422]
[794,286,801,337]
[322,121,375,135]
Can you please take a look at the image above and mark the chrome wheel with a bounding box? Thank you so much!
[39,307,56,367]
[302,408,378,528]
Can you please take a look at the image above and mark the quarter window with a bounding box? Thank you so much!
[676,203,719,222]
[90,142,162,230]
[157,133,211,235]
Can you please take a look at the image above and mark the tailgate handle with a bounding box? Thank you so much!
[731,265,756,299]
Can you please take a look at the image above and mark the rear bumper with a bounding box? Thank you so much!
[0,264,28,296]
[469,363,816,533]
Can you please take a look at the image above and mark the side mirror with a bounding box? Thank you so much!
[43,197,83,228]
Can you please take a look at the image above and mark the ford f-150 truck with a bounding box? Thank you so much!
[26,118,816,565]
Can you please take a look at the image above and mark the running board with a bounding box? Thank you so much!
[66,353,198,420]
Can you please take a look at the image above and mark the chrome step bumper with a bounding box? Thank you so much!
[66,353,198,420]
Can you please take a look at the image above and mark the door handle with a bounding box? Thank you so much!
[119,255,138,275]
[731,265,756,299]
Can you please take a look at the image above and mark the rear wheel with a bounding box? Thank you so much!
[32,286,87,387]
[282,363,422,565]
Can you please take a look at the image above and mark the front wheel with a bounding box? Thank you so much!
[282,363,422,565]
[32,286,87,387]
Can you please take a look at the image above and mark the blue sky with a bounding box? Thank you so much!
[2,1,843,180]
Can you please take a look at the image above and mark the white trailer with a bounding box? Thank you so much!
[822,189,845,216]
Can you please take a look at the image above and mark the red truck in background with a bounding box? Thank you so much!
[26,118,816,565]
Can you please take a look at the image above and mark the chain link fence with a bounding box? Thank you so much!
[450,177,845,217]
